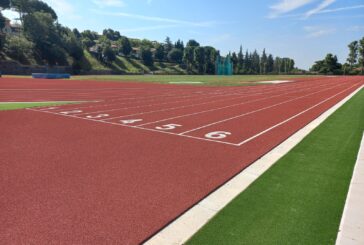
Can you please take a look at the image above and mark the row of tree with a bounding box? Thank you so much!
[1,0,297,75]
[310,37,364,75]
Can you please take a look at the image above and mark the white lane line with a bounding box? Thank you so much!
[237,84,360,146]
[77,80,332,118]
[27,108,240,147]
[178,83,347,136]
[75,81,332,114]
[136,82,336,127]
[48,80,320,114]
[102,82,334,121]
[67,84,297,114]
[144,84,364,245]
[75,93,229,115]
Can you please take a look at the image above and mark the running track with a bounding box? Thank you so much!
[1,77,363,244]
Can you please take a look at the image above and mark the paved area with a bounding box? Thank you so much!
[336,133,364,245]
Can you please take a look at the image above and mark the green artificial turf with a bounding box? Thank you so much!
[0,102,71,111]
[72,75,319,86]
[188,88,364,245]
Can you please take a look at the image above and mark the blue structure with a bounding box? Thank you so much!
[32,73,71,79]
[215,55,233,75]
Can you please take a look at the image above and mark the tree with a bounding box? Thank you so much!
[359,37,364,74]
[82,37,95,48]
[0,0,10,9]
[174,39,184,51]
[311,53,342,74]
[4,34,34,63]
[81,30,98,40]
[73,28,81,39]
[267,54,274,73]
[260,49,267,74]
[23,12,67,65]
[347,41,358,70]
[194,46,205,74]
[102,45,116,63]
[103,28,120,41]
[120,37,132,56]
[154,44,164,61]
[167,48,183,63]
[186,39,200,47]
[251,50,260,74]
[204,46,217,74]
[141,47,153,66]
[231,52,238,74]
[164,36,173,54]
[237,45,244,73]
[11,0,57,22]
[183,46,194,72]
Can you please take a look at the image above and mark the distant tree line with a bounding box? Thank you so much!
[310,37,364,75]
[0,0,297,75]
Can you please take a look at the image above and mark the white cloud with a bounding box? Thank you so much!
[304,26,336,38]
[93,10,217,27]
[269,0,315,18]
[318,4,364,14]
[304,0,336,18]
[93,0,125,8]
[119,24,178,33]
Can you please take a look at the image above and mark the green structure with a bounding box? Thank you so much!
[215,54,233,75]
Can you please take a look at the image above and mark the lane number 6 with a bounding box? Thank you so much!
[205,131,231,139]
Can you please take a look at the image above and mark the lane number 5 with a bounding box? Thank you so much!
[155,124,182,130]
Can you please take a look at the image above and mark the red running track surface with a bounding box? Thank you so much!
[1,77,363,244]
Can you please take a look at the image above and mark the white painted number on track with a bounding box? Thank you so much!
[205,131,231,139]
[86,114,110,119]
[120,119,143,124]
[59,110,83,115]
[155,124,182,131]
[44,107,58,110]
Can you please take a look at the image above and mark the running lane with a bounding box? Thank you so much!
[1,77,363,244]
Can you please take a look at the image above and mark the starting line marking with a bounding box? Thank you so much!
[27,83,360,148]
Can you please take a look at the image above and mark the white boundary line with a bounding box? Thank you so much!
[144,85,364,245]
[336,132,364,245]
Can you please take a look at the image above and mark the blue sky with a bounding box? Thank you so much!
[3,0,364,69]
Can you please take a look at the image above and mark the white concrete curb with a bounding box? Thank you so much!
[145,85,364,245]
[336,132,364,245]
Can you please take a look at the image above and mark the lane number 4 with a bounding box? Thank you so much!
[120,119,143,124]
[59,110,82,115]
[86,114,109,119]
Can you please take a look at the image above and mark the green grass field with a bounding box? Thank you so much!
[72,74,319,86]
[188,88,364,244]
[0,102,71,111]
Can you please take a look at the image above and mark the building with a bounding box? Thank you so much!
[2,19,22,36]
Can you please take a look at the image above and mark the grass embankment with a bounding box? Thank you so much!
[82,50,186,74]
[0,102,71,111]
[188,88,364,244]
[73,75,318,86]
